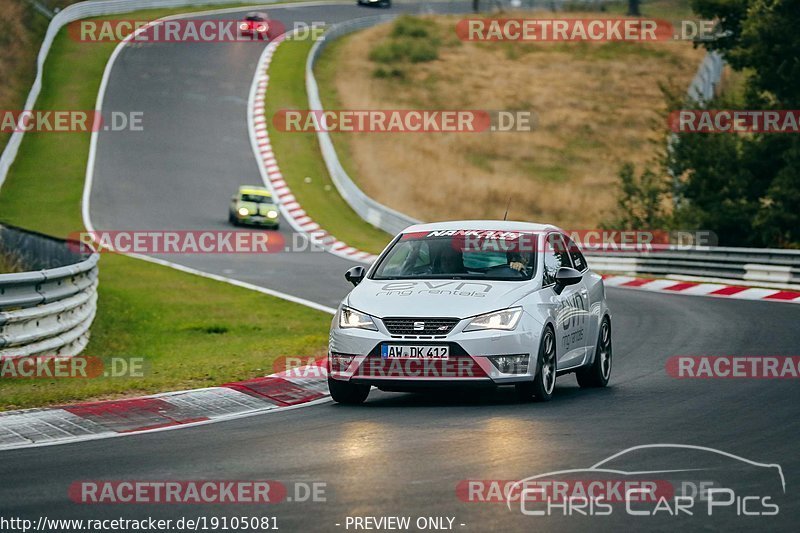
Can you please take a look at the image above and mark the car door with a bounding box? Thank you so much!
[543,233,587,370]
[564,234,595,362]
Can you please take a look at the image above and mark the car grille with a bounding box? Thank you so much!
[382,317,460,336]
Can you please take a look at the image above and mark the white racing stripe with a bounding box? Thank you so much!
[245,27,380,264]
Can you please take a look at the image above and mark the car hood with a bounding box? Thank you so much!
[345,278,537,319]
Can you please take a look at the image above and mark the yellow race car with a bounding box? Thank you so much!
[228,186,280,229]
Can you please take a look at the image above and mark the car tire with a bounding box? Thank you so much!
[516,326,556,402]
[576,317,612,388]
[382,0,391,7]
[228,213,237,225]
[328,377,370,404]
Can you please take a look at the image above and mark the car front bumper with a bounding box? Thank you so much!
[236,215,279,227]
[328,316,541,388]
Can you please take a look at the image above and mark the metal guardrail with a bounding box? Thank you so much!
[587,247,800,289]
[306,15,422,236]
[688,51,724,104]
[0,225,99,359]
[0,0,280,190]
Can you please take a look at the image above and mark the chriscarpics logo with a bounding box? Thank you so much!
[503,444,785,519]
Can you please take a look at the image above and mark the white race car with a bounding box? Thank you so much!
[328,221,612,404]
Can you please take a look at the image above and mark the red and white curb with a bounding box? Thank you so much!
[603,275,800,303]
[248,35,378,264]
[0,363,328,451]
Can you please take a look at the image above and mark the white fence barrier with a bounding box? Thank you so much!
[306,15,421,236]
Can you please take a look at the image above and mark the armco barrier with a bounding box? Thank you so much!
[0,225,99,359]
[306,15,422,236]
[0,0,280,190]
[586,247,800,290]
[688,51,724,103]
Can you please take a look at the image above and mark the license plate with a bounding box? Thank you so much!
[381,345,449,359]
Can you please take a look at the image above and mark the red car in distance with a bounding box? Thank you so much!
[239,12,270,39]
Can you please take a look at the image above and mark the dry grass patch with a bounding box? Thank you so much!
[318,13,705,228]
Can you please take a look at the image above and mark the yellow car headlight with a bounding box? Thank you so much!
[267,210,278,218]
[237,207,249,216]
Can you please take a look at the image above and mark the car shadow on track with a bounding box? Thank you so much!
[329,381,616,409]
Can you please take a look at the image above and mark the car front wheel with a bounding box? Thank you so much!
[516,326,556,402]
[576,317,612,388]
[328,377,370,404]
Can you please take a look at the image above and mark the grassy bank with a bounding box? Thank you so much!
[0,5,332,411]
[264,37,392,255]
[314,9,705,228]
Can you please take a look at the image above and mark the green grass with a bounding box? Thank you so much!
[0,5,333,411]
[1,254,330,410]
[264,37,392,254]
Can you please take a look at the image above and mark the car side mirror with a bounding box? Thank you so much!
[345,266,366,286]
[554,267,582,295]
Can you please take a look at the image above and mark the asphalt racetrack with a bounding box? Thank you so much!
[1,2,798,532]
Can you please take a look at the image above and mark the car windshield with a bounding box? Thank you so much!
[246,15,265,21]
[240,194,272,203]
[371,231,537,281]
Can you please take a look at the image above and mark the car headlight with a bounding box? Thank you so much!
[464,307,523,332]
[257,24,268,32]
[338,306,378,331]
[267,210,278,218]
[237,207,249,216]
[240,23,248,30]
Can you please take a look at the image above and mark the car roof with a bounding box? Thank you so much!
[237,186,271,196]
[402,220,561,234]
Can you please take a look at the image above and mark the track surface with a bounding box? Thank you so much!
[1,290,798,530]
[88,1,474,307]
[2,2,798,531]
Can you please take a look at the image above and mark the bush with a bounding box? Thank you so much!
[604,162,668,230]
[407,39,439,62]
[369,17,440,66]
[391,16,435,38]
[369,41,405,63]
[373,67,405,79]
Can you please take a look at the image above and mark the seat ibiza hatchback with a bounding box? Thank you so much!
[328,221,612,404]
